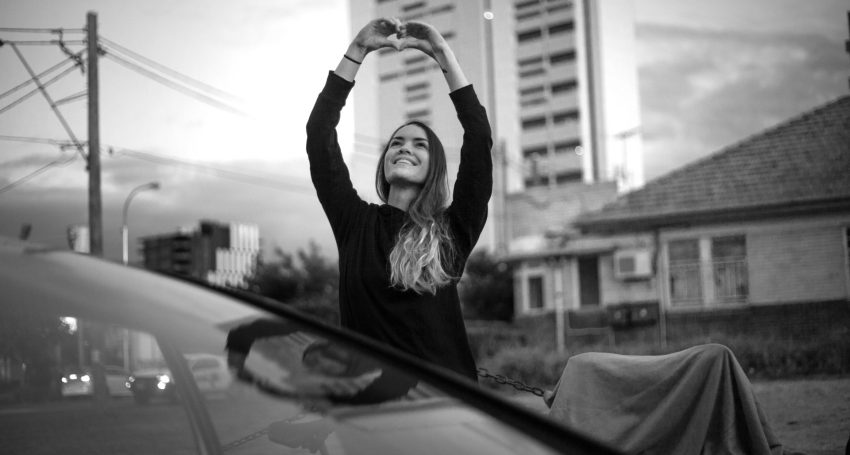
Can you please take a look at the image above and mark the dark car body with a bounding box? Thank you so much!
[0,237,621,454]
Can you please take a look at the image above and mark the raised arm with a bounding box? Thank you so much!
[399,22,492,255]
[334,18,402,82]
[398,21,469,92]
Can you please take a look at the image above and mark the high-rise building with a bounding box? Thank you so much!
[347,0,643,253]
[140,220,260,288]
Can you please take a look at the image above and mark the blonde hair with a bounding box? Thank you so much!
[376,121,457,295]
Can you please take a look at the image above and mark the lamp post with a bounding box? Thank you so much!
[122,182,160,265]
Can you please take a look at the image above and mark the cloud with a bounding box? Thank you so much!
[637,23,848,180]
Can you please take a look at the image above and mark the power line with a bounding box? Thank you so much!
[0,154,76,195]
[7,43,88,161]
[0,39,86,46]
[0,28,84,34]
[102,52,248,116]
[0,63,81,117]
[0,54,82,101]
[0,134,79,148]
[99,36,242,103]
[108,146,315,194]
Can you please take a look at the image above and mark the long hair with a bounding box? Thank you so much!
[376,121,456,295]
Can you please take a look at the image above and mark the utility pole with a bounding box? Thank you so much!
[86,11,103,257]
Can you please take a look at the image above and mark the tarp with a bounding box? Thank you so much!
[545,344,784,455]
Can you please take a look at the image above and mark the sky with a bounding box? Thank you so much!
[0,0,848,264]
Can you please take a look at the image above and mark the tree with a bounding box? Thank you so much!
[459,249,514,321]
[245,240,339,325]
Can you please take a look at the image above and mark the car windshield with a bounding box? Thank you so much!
[0,241,596,454]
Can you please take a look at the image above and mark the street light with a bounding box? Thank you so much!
[122,181,160,265]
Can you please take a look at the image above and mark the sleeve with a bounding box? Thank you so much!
[305,71,366,245]
[446,85,493,259]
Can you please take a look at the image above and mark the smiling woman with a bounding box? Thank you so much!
[305,17,493,383]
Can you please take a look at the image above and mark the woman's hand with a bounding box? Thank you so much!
[398,21,447,59]
[349,18,402,60]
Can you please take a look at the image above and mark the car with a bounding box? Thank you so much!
[128,353,232,404]
[0,236,622,455]
[61,365,132,398]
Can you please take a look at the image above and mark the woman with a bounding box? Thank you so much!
[305,18,492,382]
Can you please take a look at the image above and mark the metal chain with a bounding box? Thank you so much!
[221,412,305,452]
[477,367,545,398]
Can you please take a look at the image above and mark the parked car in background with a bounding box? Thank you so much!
[129,353,231,404]
[0,237,622,455]
[61,365,131,398]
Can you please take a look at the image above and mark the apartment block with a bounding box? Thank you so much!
[140,220,260,288]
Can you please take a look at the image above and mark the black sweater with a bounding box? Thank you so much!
[305,71,493,382]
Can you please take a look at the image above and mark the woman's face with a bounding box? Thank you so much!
[383,124,430,187]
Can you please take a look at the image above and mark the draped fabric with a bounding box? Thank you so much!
[546,344,784,455]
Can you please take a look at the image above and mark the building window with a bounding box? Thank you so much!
[668,239,701,306]
[550,50,576,65]
[554,170,582,184]
[712,235,748,303]
[547,3,570,13]
[404,55,428,66]
[519,68,546,78]
[515,0,541,10]
[528,276,545,310]
[522,145,547,158]
[548,20,574,35]
[518,56,544,67]
[379,72,401,82]
[552,110,579,124]
[517,28,542,43]
[520,85,545,96]
[554,140,580,154]
[516,10,541,21]
[551,79,577,94]
[521,116,547,130]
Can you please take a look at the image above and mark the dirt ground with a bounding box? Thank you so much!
[508,376,850,455]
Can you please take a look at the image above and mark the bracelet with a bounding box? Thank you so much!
[344,54,362,65]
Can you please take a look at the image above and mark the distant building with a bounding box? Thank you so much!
[140,220,260,288]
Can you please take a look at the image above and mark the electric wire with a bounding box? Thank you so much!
[102,52,248,116]
[99,36,242,103]
[0,28,84,34]
[108,147,314,194]
[0,40,86,46]
[0,54,82,101]
[0,135,78,147]
[7,43,87,161]
[0,154,76,195]
[0,63,81,116]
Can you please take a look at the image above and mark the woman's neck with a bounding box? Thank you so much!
[387,185,420,212]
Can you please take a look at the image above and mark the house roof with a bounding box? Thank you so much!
[576,95,850,232]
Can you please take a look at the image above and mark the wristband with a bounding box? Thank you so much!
[344,54,362,65]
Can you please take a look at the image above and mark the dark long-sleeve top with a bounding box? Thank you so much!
[305,71,493,382]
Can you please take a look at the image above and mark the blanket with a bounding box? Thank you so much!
[545,344,784,455]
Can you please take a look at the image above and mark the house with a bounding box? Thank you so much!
[511,95,850,344]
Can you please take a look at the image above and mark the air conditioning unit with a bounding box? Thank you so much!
[613,249,653,280]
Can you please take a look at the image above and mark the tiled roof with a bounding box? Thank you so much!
[576,95,850,231]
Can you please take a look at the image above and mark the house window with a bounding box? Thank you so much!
[712,235,748,303]
[528,276,544,309]
[548,21,574,35]
[668,239,701,306]
[550,51,575,65]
